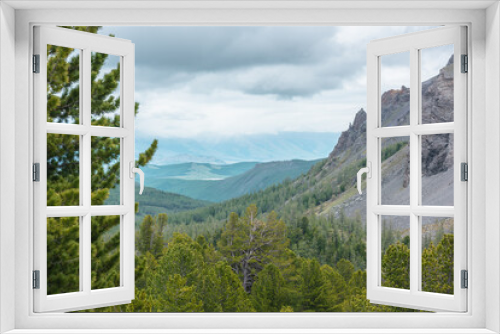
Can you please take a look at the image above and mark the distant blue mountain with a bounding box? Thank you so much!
[136,132,340,165]
[142,162,258,182]
[143,159,321,202]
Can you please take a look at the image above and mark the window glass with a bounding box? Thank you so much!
[381,137,410,205]
[91,215,121,290]
[47,45,81,124]
[47,134,80,206]
[380,52,410,127]
[91,52,121,127]
[421,217,454,294]
[381,215,410,290]
[421,134,454,206]
[421,45,454,124]
[47,217,80,295]
[91,136,121,206]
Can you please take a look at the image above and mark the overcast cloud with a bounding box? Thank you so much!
[99,26,445,140]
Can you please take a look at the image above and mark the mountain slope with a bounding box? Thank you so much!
[107,185,211,225]
[152,159,320,202]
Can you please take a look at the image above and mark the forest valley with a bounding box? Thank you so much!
[46,27,455,313]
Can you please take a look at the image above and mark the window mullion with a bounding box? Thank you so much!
[409,47,420,294]
[82,47,91,209]
[82,48,92,294]
[77,49,84,293]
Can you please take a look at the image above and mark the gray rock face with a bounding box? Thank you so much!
[381,86,410,127]
[422,133,453,176]
[422,55,454,124]
[328,108,366,163]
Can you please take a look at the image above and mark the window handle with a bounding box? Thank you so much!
[357,162,371,195]
[129,162,145,195]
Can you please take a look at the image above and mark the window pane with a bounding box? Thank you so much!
[381,215,410,290]
[91,215,120,290]
[421,134,454,206]
[47,216,80,295]
[421,217,454,295]
[380,52,410,127]
[91,52,121,127]
[47,133,80,206]
[47,45,81,124]
[421,44,454,124]
[91,136,120,205]
[381,137,410,205]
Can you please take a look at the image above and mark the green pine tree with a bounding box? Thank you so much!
[251,264,286,312]
[219,205,289,294]
[300,259,332,312]
[382,242,410,289]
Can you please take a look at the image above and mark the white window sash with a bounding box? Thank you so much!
[366,26,468,312]
[33,26,136,313]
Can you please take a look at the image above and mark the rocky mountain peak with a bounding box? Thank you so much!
[325,109,366,169]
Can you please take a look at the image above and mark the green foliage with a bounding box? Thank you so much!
[382,242,410,289]
[251,264,286,312]
[299,259,334,312]
[337,258,355,283]
[422,234,454,294]
[47,217,79,294]
[162,274,204,312]
[219,205,289,293]
[46,134,79,206]
[91,215,121,290]
[381,141,408,162]
[280,305,294,312]
[104,231,254,312]
[213,261,254,312]
[88,205,455,313]
[107,185,211,224]
[321,265,346,311]
[137,213,167,257]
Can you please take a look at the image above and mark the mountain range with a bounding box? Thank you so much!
[141,159,320,202]
[141,162,258,181]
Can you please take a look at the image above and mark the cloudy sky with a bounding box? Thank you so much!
[99,26,451,144]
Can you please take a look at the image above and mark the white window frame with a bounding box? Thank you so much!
[1,1,499,333]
